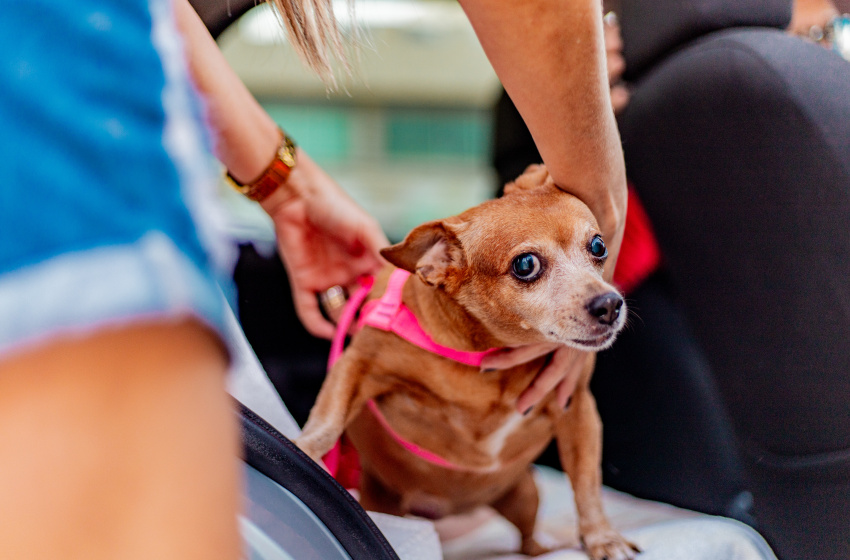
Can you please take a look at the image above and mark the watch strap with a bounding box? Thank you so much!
[225,129,297,202]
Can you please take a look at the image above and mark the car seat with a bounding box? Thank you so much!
[616,1,850,559]
[495,1,850,559]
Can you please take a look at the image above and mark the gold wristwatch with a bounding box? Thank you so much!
[225,129,297,202]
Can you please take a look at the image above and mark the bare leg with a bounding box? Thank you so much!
[0,319,240,560]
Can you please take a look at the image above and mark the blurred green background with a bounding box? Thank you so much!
[217,0,503,244]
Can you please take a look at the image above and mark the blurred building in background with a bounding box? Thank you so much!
[218,0,502,244]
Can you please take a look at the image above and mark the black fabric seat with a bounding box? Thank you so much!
[616,8,850,558]
[496,2,850,558]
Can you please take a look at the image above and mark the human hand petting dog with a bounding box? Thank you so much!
[260,150,389,339]
[481,344,588,413]
[492,7,627,415]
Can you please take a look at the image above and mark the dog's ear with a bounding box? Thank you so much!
[503,164,556,195]
[380,219,466,287]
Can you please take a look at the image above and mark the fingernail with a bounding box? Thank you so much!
[482,368,496,373]
[523,406,533,416]
[564,396,573,410]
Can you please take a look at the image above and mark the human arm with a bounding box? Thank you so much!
[458,0,627,280]
[458,0,627,410]
[174,0,388,339]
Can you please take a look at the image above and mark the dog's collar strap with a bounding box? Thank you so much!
[357,268,502,367]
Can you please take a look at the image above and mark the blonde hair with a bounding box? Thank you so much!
[270,0,352,86]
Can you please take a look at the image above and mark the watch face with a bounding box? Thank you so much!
[279,137,297,168]
[225,133,297,201]
[280,148,296,168]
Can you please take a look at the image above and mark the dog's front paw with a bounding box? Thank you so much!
[581,529,640,560]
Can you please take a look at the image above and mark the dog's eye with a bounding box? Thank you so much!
[589,235,608,259]
[511,253,542,281]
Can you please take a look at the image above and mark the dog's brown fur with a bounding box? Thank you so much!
[296,165,638,559]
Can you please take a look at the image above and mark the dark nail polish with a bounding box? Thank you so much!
[523,406,533,416]
[482,368,496,373]
[564,396,573,410]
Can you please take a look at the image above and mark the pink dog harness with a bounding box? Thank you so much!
[323,269,503,474]
[357,269,502,366]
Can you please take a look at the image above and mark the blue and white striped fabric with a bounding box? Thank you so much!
[0,0,236,355]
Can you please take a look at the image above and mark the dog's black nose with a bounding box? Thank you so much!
[586,292,623,325]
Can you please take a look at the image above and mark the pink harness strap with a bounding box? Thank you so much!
[358,269,500,367]
[327,275,374,367]
[365,400,459,469]
[324,269,503,473]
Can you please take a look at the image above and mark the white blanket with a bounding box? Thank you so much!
[224,301,776,560]
[440,466,776,560]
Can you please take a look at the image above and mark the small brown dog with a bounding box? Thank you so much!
[296,164,639,560]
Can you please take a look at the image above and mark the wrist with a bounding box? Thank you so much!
[225,128,298,204]
[258,147,313,217]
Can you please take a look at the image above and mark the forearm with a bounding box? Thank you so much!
[173,0,280,184]
[458,0,627,277]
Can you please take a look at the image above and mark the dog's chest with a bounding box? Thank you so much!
[474,410,526,458]
[374,391,551,471]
